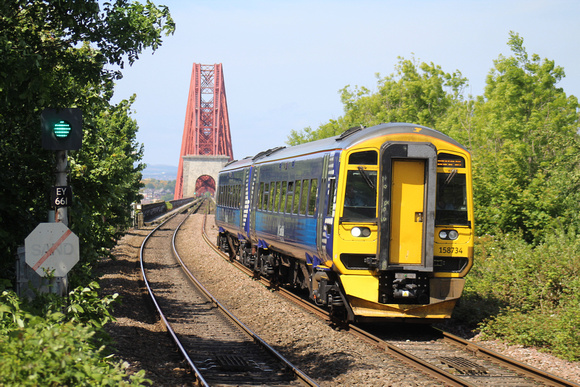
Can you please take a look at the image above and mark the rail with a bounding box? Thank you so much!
[438,329,580,387]
[141,200,318,386]
[139,201,209,386]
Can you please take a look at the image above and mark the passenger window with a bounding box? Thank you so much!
[258,183,264,210]
[327,178,336,216]
[300,179,309,214]
[293,180,301,214]
[308,179,318,216]
[280,182,287,213]
[274,181,282,212]
[349,150,378,165]
[268,182,276,212]
[286,181,294,213]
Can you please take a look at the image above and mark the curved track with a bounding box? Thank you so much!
[139,200,318,386]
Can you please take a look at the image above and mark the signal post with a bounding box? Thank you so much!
[19,108,82,297]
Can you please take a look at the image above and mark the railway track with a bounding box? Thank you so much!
[201,209,580,387]
[139,200,318,386]
[351,324,579,386]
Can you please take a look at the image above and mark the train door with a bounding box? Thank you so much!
[241,166,252,238]
[249,166,260,243]
[378,142,437,271]
[389,159,425,265]
[377,142,437,304]
[316,154,330,263]
[319,153,337,264]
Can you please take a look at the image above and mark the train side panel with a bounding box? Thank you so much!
[251,154,326,263]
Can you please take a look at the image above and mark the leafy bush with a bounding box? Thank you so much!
[0,285,149,385]
[455,229,580,360]
[480,308,580,361]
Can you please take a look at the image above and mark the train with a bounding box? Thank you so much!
[214,122,474,322]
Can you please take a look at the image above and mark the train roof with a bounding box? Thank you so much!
[221,123,467,172]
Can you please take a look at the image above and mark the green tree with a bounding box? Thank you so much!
[69,97,145,278]
[0,1,174,282]
[472,32,580,241]
[287,56,468,145]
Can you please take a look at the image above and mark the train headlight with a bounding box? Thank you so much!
[351,227,371,237]
[439,230,459,240]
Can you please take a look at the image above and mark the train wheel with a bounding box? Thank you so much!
[217,234,229,254]
[225,234,237,261]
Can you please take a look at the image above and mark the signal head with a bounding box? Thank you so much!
[41,108,82,150]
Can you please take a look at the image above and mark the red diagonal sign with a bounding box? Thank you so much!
[32,229,72,271]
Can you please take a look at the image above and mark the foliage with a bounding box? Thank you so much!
[0,0,174,283]
[68,96,146,284]
[0,286,149,385]
[471,32,580,242]
[29,281,119,329]
[0,1,173,383]
[456,230,580,360]
[287,56,468,145]
[143,178,176,191]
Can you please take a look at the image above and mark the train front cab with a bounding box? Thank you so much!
[333,134,474,321]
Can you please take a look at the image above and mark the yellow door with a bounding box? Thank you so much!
[389,160,425,265]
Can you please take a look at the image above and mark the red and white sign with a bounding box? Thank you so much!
[25,222,79,277]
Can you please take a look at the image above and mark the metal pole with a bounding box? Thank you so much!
[53,149,68,294]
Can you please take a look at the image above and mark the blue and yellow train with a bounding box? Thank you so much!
[215,123,474,322]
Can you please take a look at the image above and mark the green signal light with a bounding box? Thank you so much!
[41,108,82,150]
[53,120,72,138]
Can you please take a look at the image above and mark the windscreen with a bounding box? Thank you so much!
[435,171,468,225]
[343,169,377,220]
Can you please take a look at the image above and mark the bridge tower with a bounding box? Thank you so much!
[174,63,233,199]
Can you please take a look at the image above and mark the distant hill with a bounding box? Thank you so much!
[142,164,178,180]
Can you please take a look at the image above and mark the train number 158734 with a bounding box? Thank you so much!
[438,246,463,254]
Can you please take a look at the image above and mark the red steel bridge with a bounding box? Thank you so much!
[174,63,233,199]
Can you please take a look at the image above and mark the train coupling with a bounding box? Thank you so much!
[379,271,430,304]
[392,278,418,299]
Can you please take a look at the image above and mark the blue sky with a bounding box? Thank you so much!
[111,0,580,167]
